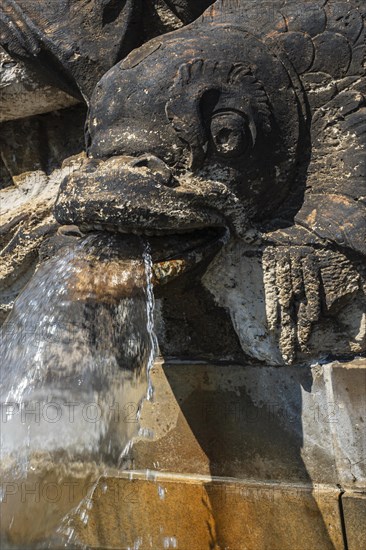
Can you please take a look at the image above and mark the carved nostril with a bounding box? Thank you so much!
[57,225,84,237]
[84,159,101,173]
[129,154,175,187]
[131,158,149,168]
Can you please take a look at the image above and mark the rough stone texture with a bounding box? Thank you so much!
[0,0,142,99]
[0,101,87,323]
[203,240,366,365]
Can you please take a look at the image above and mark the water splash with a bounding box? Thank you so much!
[0,233,156,547]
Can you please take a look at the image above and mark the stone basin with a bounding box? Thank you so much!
[1,358,364,549]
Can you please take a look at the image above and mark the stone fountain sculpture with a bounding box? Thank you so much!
[1,0,365,363]
[1,1,365,548]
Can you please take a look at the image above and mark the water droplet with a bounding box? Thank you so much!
[157,485,165,500]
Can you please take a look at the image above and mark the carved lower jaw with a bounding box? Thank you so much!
[75,223,228,284]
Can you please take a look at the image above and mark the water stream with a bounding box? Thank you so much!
[0,233,157,547]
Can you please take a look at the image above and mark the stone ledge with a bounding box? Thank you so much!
[68,473,344,549]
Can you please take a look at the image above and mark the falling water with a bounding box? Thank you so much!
[0,233,156,547]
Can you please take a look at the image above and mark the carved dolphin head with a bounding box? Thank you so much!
[54,5,366,365]
[55,23,305,266]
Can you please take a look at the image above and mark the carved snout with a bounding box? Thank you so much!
[129,154,176,188]
[54,150,266,244]
[54,154,227,232]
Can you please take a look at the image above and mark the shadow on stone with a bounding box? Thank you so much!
[162,363,342,549]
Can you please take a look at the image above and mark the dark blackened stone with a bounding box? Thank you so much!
[312,31,352,78]
[282,4,326,37]
[0,1,216,100]
[277,31,315,74]
[347,44,366,76]
[164,0,214,23]
[301,72,338,109]
[325,2,363,44]
[0,0,143,99]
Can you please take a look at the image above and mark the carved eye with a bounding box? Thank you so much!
[210,111,252,158]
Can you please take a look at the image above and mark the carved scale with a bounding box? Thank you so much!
[195,0,366,362]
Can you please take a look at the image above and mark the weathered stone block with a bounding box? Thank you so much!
[342,491,366,550]
[68,474,344,550]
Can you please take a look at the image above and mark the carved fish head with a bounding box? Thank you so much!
[55,24,305,275]
[54,6,365,365]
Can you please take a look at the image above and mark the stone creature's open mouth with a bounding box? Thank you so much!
[54,154,232,284]
[69,223,228,285]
